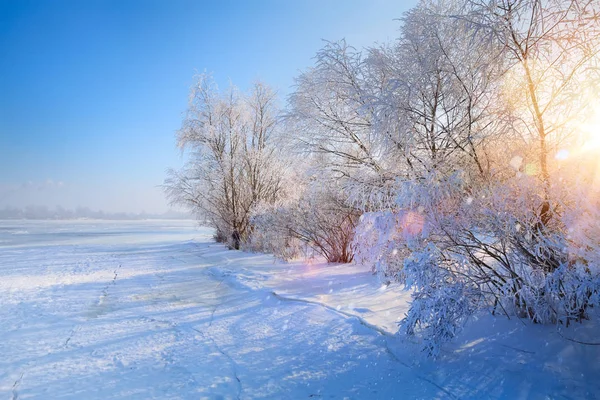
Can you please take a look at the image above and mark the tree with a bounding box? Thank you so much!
[471,0,600,225]
[275,40,388,262]
[164,74,286,246]
[288,40,395,189]
[353,0,507,278]
[350,0,600,356]
[376,0,508,183]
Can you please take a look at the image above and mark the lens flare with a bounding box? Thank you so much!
[401,211,424,237]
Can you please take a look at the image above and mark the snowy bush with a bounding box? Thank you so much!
[246,204,307,261]
[350,145,600,354]
[353,210,426,282]
[401,244,482,357]
[367,170,600,355]
[249,183,359,263]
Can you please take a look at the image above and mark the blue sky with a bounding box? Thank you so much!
[0,0,417,213]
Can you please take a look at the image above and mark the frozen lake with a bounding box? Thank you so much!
[0,220,429,399]
[0,219,208,248]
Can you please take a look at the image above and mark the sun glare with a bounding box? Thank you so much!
[579,103,600,153]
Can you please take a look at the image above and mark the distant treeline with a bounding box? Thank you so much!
[0,205,191,220]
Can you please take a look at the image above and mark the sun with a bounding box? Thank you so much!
[556,101,600,161]
[578,102,600,154]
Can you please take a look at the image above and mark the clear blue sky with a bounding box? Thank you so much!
[0,0,417,213]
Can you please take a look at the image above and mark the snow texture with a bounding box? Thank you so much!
[0,220,598,399]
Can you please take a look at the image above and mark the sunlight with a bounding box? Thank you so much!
[557,100,600,162]
[580,105,600,154]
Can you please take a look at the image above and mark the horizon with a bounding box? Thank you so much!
[0,204,193,220]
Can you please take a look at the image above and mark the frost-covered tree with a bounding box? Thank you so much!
[352,0,600,356]
[289,41,385,179]
[288,40,404,206]
[257,40,390,262]
[471,0,600,225]
[164,74,286,247]
[354,0,507,277]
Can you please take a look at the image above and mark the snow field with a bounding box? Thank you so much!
[0,220,598,399]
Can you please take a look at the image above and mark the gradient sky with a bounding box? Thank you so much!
[0,0,417,214]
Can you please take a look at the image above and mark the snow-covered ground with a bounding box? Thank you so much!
[0,220,598,399]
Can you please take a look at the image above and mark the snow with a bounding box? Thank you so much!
[1,220,599,399]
